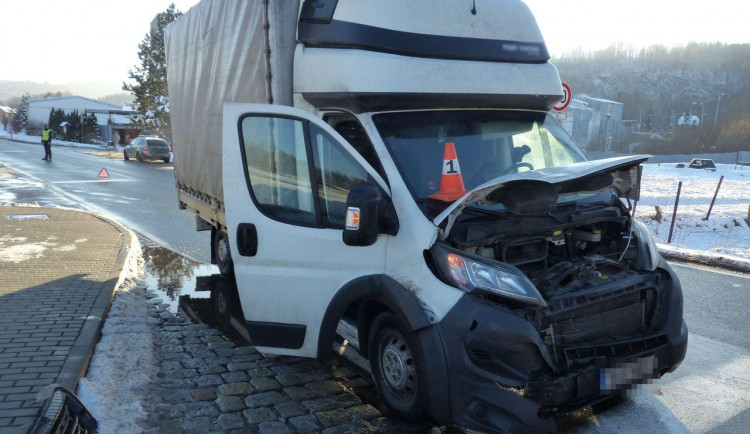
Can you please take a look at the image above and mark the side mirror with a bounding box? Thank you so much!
[343,182,399,246]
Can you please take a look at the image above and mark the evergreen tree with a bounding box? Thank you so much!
[644,107,654,132]
[11,94,29,133]
[83,113,101,143]
[65,110,83,143]
[123,3,182,142]
[48,108,66,138]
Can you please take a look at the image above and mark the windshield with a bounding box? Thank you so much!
[373,110,587,216]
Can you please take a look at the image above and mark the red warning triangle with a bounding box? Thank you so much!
[98,167,110,178]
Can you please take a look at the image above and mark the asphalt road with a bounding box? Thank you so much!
[0,138,210,261]
[1,138,748,432]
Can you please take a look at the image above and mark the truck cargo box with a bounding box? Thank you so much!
[166,0,300,207]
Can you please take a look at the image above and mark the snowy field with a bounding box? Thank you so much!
[636,163,750,270]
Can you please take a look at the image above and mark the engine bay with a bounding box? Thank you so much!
[443,191,669,371]
[448,193,638,292]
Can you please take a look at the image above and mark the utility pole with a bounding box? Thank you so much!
[714,93,725,127]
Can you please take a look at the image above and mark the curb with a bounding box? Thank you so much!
[51,210,135,391]
[661,252,750,274]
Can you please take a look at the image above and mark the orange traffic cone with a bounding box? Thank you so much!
[429,142,468,202]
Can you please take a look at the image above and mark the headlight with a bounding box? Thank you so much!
[431,244,546,307]
[632,220,660,271]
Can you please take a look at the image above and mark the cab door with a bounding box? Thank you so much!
[222,103,390,357]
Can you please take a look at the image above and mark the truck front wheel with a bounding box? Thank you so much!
[368,311,426,421]
[213,229,234,277]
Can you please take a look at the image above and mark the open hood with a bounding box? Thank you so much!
[433,155,649,239]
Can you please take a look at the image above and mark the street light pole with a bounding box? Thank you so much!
[714,93,725,127]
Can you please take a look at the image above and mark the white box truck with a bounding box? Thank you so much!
[166,1,687,431]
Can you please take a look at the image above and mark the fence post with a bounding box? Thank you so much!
[703,175,724,221]
[668,181,682,244]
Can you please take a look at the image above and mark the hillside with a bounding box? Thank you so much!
[554,43,750,154]
[0,80,122,100]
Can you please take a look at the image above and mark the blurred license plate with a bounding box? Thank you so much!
[600,356,657,392]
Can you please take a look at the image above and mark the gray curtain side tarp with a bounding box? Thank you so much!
[165,0,298,204]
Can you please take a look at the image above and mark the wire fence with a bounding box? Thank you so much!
[634,165,750,261]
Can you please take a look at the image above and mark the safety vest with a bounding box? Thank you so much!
[42,129,51,141]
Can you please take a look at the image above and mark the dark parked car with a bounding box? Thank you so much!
[687,158,716,171]
[124,136,172,163]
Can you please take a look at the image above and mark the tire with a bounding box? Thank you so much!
[368,311,426,420]
[123,151,129,161]
[136,151,143,162]
[211,277,243,328]
[213,229,234,277]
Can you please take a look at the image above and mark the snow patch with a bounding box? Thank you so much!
[53,245,77,252]
[76,233,155,434]
[0,243,47,262]
[0,130,114,150]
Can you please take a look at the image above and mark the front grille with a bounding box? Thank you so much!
[32,387,97,434]
[551,297,645,345]
[564,334,668,362]
[544,271,664,348]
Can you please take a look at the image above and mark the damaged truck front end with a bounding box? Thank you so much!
[425,157,688,431]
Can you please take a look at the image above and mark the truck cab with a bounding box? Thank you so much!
[168,1,688,431]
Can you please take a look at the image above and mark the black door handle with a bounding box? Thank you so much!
[236,223,258,257]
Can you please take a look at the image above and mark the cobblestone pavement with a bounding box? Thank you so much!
[139,285,465,434]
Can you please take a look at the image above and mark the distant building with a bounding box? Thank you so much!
[678,114,700,127]
[580,96,623,151]
[27,96,143,145]
[0,106,16,130]
[558,99,595,148]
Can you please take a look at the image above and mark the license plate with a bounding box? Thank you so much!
[600,355,658,392]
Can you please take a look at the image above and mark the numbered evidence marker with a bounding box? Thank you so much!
[553,82,572,112]
[429,142,469,202]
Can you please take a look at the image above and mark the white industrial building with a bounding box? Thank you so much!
[27,96,143,145]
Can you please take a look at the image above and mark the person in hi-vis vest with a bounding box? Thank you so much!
[41,125,52,161]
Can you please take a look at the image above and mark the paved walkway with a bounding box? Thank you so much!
[0,206,130,432]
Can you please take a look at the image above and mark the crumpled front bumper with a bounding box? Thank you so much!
[434,259,688,433]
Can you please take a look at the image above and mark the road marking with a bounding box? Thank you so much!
[0,150,29,153]
[669,261,750,279]
[50,180,134,184]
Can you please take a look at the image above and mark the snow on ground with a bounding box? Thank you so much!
[76,232,155,434]
[0,232,81,263]
[636,163,750,269]
[0,166,45,202]
[0,129,113,150]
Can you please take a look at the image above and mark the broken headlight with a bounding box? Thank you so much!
[431,244,546,307]
[632,220,660,271]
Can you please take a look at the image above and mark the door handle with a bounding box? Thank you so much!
[236,223,258,257]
